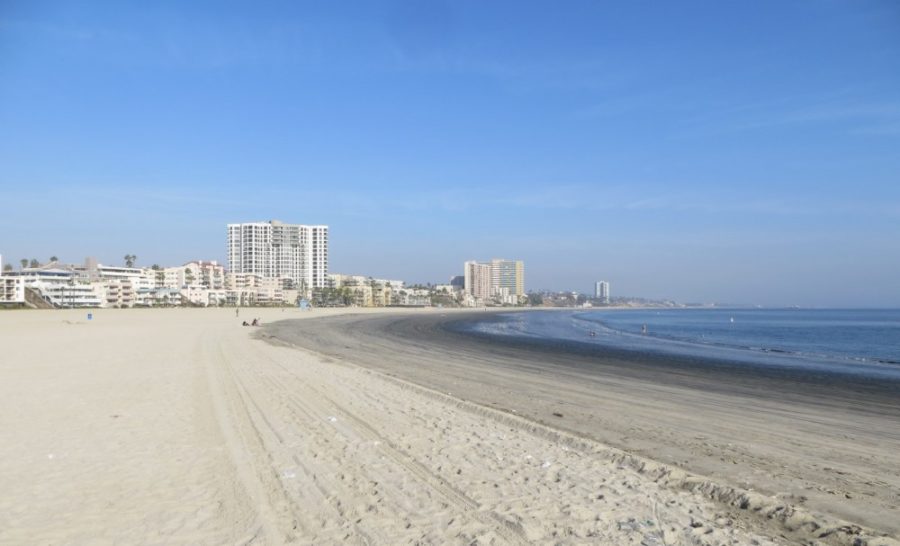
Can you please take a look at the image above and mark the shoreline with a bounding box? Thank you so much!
[440,311,900,407]
[457,309,900,378]
[264,310,900,539]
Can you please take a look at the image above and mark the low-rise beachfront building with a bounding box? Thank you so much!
[325,274,400,307]
[191,261,225,290]
[391,288,431,306]
[0,266,100,307]
[180,286,224,307]
[103,279,135,308]
[181,261,225,289]
[178,278,297,307]
[9,261,162,308]
[134,286,182,307]
[254,277,286,305]
[94,267,155,308]
[36,282,104,308]
[494,287,519,306]
[97,264,143,281]
[2,256,304,308]
[161,260,227,290]
[0,255,25,305]
[429,284,462,307]
[225,272,296,292]
[0,275,26,305]
[282,289,299,306]
[327,274,365,288]
[231,289,258,306]
[225,272,258,290]
[162,267,188,289]
[72,261,158,307]
[161,261,225,290]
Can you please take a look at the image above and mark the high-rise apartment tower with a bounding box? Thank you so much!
[227,220,328,289]
[490,259,525,297]
[464,261,492,300]
[594,281,610,303]
[464,258,525,300]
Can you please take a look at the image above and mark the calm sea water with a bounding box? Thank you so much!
[460,308,900,379]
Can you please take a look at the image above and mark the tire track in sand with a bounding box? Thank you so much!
[213,335,382,545]
[229,337,527,545]
[202,332,296,543]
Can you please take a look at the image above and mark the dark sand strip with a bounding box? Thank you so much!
[264,310,900,537]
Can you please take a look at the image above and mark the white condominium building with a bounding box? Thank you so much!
[227,220,329,290]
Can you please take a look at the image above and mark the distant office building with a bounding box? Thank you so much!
[449,275,465,288]
[227,220,328,289]
[595,281,610,303]
[491,259,525,297]
[464,261,492,300]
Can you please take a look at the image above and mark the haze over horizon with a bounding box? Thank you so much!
[1,1,899,307]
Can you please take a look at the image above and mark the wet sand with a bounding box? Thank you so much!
[264,310,900,541]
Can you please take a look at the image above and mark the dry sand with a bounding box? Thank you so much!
[0,307,896,545]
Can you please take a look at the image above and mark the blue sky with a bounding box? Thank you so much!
[1,1,899,306]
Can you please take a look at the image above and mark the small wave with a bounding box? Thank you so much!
[573,312,900,370]
[510,311,900,377]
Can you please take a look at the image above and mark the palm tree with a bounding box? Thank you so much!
[341,286,354,306]
[29,259,40,268]
[2,263,12,272]
[49,256,59,263]
[19,259,27,270]
[124,254,137,267]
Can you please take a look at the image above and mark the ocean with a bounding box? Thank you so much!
[455,308,900,380]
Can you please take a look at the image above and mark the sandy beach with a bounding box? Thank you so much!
[1,308,897,545]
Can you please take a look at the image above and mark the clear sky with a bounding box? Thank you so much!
[1,1,899,307]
